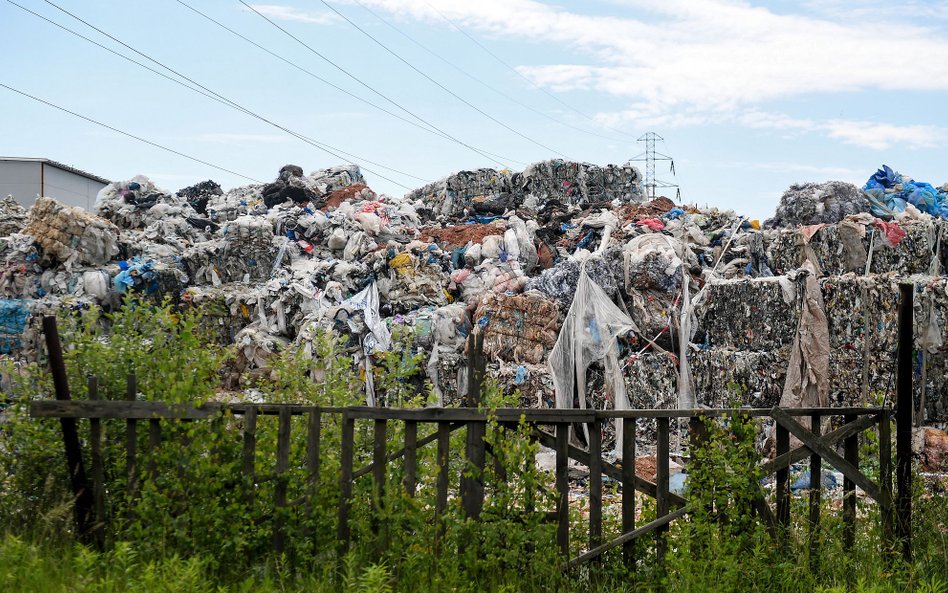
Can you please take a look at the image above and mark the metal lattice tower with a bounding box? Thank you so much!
[629,132,679,201]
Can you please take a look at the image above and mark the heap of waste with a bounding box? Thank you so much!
[1,159,946,452]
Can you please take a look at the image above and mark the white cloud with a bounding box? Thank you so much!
[352,0,948,148]
[243,4,339,25]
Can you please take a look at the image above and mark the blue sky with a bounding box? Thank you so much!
[3,0,948,220]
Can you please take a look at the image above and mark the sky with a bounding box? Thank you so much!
[2,0,948,220]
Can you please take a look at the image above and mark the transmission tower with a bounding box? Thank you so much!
[629,132,680,201]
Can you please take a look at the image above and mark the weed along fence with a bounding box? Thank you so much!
[29,283,919,572]
[31,399,912,569]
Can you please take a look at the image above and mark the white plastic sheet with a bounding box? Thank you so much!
[549,263,639,455]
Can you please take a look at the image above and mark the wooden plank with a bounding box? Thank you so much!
[373,419,387,513]
[843,414,858,552]
[404,420,417,497]
[621,417,636,570]
[771,408,887,505]
[88,376,105,550]
[533,429,687,508]
[555,423,569,556]
[435,422,450,552]
[30,399,225,420]
[337,413,355,556]
[879,409,894,559]
[462,421,487,520]
[29,400,887,422]
[588,420,602,552]
[762,414,878,475]
[353,423,464,480]
[775,422,790,532]
[808,413,822,568]
[344,406,596,424]
[125,373,138,520]
[242,406,257,507]
[597,407,886,419]
[273,407,291,556]
[656,417,670,564]
[563,506,690,570]
[42,316,93,543]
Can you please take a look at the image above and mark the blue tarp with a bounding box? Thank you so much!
[0,299,30,354]
[863,165,948,218]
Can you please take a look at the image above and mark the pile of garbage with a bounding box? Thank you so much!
[1,159,946,452]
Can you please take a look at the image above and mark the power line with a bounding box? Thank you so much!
[36,0,420,190]
[420,0,639,141]
[0,83,263,183]
[237,1,523,168]
[174,0,523,169]
[347,0,629,144]
[318,0,569,159]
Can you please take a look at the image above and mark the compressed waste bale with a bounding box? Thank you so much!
[472,291,561,365]
[697,275,803,351]
[419,222,505,251]
[492,361,555,408]
[525,250,622,310]
[691,348,789,409]
[766,181,868,227]
[767,217,948,277]
[0,197,28,237]
[220,216,279,282]
[24,197,119,267]
[0,234,43,299]
[176,180,222,215]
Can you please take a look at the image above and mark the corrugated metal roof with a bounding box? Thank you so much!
[0,157,111,185]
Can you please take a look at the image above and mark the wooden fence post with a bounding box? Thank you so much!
[808,413,822,569]
[337,412,355,558]
[42,316,94,544]
[775,422,791,538]
[462,421,487,521]
[125,373,138,524]
[404,421,417,496]
[655,418,670,566]
[879,409,894,560]
[88,376,105,550]
[843,414,858,552]
[588,419,602,555]
[273,407,291,556]
[622,417,636,570]
[896,283,913,563]
[242,406,257,507]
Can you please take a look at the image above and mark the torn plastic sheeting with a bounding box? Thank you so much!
[549,264,639,456]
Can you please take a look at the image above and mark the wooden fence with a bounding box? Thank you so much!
[31,397,905,570]
[30,280,918,568]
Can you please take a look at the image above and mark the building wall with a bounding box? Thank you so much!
[42,165,105,210]
[0,160,42,207]
[0,161,107,210]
